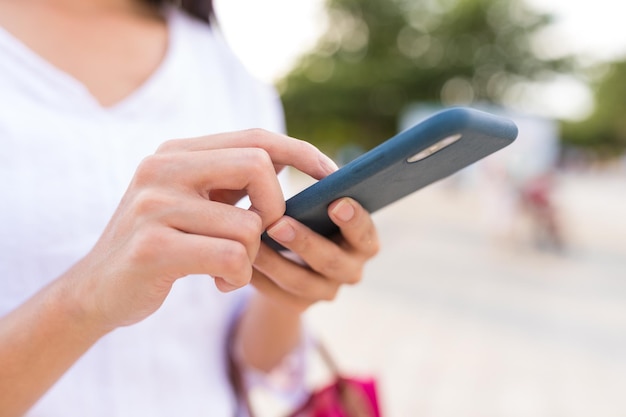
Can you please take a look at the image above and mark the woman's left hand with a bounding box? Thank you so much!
[252,197,379,313]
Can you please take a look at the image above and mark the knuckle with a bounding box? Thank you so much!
[299,139,320,156]
[217,242,252,280]
[219,241,249,265]
[367,239,381,257]
[345,267,363,285]
[155,138,182,154]
[133,154,169,186]
[360,230,380,257]
[318,251,344,277]
[127,228,169,265]
[131,189,168,218]
[243,148,274,174]
[370,238,381,257]
[243,128,271,143]
[237,212,264,252]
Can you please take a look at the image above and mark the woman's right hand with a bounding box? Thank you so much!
[64,129,337,331]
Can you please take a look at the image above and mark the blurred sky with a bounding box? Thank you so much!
[214,0,626,120]
[214,0,325,84]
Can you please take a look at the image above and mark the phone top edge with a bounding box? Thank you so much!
[283,107,518,220]
[429,107,518,141]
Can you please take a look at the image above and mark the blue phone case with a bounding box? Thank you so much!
[262,107,518,250]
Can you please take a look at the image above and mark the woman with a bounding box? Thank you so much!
[0,0,379,416]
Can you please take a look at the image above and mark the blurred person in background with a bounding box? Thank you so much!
[476,111,565,252]
[0,0,380,416]
[519,169,564,251]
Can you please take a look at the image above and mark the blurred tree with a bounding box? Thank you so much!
[278,0,569,154]
[561,60,626,155]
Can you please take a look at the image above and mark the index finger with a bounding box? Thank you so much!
[138,147,287,228]
[156,129,338,180]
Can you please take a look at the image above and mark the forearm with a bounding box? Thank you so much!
[0,269,110,417]
[233,292,304,373]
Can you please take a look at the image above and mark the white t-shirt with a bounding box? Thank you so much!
[0,8,286,417]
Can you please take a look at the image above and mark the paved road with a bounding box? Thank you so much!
[295,170,626,417]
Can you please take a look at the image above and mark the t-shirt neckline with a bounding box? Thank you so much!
[0,6,181,114]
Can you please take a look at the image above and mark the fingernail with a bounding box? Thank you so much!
[332,199,355,222]
[267,220,296,242]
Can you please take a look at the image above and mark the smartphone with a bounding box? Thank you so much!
[262,107,518,250]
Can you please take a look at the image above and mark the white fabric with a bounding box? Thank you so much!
[0,8,288,417]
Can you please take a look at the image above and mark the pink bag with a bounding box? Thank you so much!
[230,341,383,417]
[287,375,381,417]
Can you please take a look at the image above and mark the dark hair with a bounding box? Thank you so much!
[148,0,215,24]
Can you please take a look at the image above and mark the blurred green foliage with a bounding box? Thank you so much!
[278,0,570,155]
[562,60,626,155]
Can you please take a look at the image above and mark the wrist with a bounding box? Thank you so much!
[256,290,312,316]
[51,261,117,339]
[235,292,305,372]
[0,262,112,416]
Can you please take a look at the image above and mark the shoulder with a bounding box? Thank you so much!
[168,9,273,101]
[168,8,285,132]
